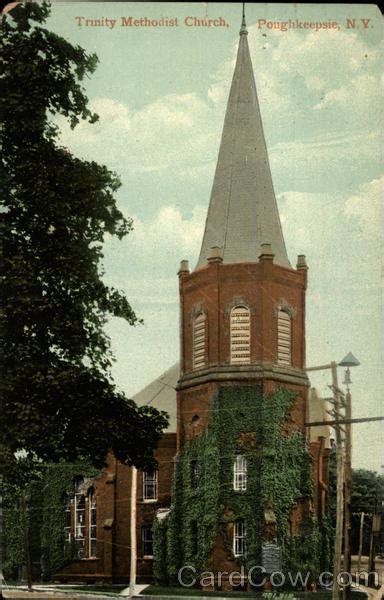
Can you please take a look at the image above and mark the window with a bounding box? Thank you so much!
[64,495,72,544]
[89,490,97,558]
[74,478,85,558]
[230,306,250,364]
[277,308,292,366]
[233,519,247,557]
[143,470,158,501]
[190,460,200,489]
[233,455,247,491]
[193,312,207,370]
[142,526,154,558]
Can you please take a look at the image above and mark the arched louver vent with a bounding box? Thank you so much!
[193,312,207,370]
[277,308,292,365]
[230,306,250,364]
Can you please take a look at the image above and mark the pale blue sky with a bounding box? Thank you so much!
[47,3,382,472]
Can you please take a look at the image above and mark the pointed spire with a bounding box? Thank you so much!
[196,8,291,269]
[240,2,247,35]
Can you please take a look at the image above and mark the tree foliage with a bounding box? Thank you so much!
[0,2,168,475]
[351,469,384,515]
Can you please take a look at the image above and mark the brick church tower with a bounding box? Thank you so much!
[167,13,328,590]
[177,14,309,447]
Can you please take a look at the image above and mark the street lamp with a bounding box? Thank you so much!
[338,353,360,600]
[339,352,360,391]
[305,353,360,600]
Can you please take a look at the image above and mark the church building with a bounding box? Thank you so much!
[56,12,331,590]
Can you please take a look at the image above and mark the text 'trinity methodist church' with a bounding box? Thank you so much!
[58,11,332,590]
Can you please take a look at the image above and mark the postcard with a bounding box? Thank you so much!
[2,1,382,594]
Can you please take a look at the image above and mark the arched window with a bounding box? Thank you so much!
[88,489,97,558]
[230,306,250,364]
[277,308,292,365]
[193,312,207,370]
[233,455,247,491]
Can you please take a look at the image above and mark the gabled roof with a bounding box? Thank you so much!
[196,18,290,269]
[133,363,178,433]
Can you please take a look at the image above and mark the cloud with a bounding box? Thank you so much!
[244,27,381,141]
[56,93,221,174]
[131,204,205,260]
[269,130,381,191]
[55,28,381,202]
[279,176,382,296]
[343,177,383,239]
[103,204,205,289]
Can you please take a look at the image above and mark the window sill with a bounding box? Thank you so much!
[141,499,158,504]
[71,557,100,562]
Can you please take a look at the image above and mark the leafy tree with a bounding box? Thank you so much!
[351,469,384,515]
[0,1,168,476]
[350,469,384,555]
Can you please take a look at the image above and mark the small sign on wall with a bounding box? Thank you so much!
[262,542,281,573]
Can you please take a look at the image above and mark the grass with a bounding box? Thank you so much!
[140,587,368,598]
[140,588,281,598]
[52,584,127,596]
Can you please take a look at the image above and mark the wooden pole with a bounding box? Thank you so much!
[0,474,4,599]
[332,362,344,600]
[129,467,137,598]
[21,493,33,592]
[357,512,364,572]
[342,391,352,600]
[306,416,384,427]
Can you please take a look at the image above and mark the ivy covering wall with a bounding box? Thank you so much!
[154,386,330,587]
[4,462,98,581]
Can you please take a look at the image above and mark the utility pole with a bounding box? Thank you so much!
[331,361,344,600]
[21,492,33,592]
[343,389,352,600]
[368,475,381,586]
[0,474,3,600]
[306,355,384,597]
[129,467,137,599]
[357,512,364,572]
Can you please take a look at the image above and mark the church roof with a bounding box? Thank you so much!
[196,16,290,269]
[133,363,178,433]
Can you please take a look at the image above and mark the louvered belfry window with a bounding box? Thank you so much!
[193,312,206,370]
[230,306,251,364]
[277,308,292,365]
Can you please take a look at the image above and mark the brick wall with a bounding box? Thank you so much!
[56,433,176,583]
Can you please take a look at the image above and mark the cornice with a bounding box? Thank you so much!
[177,363,309,390]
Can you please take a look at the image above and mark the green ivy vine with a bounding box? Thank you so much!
[154,386,330,587]
[4,462,98,581]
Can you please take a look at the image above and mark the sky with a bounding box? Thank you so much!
[45,2,383,472]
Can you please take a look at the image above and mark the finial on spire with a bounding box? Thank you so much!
[240,2,248,35]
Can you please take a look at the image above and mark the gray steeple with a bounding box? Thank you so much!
[196,12,291,269]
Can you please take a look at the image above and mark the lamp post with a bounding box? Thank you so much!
[305,353,360,600]
[339,353,360,600]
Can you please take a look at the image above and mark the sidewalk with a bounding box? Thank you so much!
[1,584,148,599]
